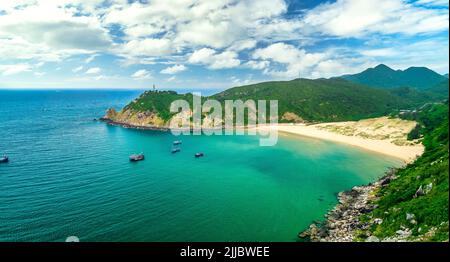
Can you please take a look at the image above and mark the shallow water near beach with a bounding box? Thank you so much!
[0,90,402,242]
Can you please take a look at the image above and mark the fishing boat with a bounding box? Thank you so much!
[171,148,181,154]
[173,140,182,145]
[129,153,145,162]
[0,156,9,163]
[195,153,204,158]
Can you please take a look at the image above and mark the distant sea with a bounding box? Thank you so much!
[0,90,402,241]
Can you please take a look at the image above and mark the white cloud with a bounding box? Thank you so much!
[188,48,240,69]
[253,43,327,78]
[34,72,46,77]
[303,0,449,37]
[0,0,448,88]
[160,64,187,74]
[0,2,111,62]
[0,64,32,76]
[132,69,152,80]
[311,59,373,79]
[85,67,101,74]
[228,39,257,52]
[118,38,173,59]
[360,48,399,57]
[94,75,107,81]
[245,60,270,70]
[73,66,84,73]
[366,38,450,73]
[85,54,99,64]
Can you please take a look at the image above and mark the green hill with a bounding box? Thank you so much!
[116,78,443,125]
[123,90,195,122]
[426,79,449,96]
[342,64,447,90]
[211,78,437,122]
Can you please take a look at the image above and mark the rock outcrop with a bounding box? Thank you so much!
[299,171,399,242]
[100,108,168,130]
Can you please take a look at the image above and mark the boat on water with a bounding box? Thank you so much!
[173,140,182,145]
[129,153,145,162]
[195,153,204,158]
[0,156,9,163]
[171,148,181,154]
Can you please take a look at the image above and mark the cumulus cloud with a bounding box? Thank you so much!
[85,67,101,74]
[160,64,187,74]
[0,2,111,62]
[0,64,32,76]
[360,48,400,57]
[120,38,173,58]
[85,54,99,64]
[0,0,448,86]
[188,48,240,69]
[245,60,270,70]
[73,66,84,73]
[132,69,152,80]
[252,43,327,78]
[303,0,449,37]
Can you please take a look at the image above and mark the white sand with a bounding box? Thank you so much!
[257,122,424,164]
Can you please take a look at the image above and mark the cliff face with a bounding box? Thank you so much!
[102,108,167,128]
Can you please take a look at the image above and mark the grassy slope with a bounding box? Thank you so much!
[214,78,437,122]
[124,78,445,124]
[358,102,449,241]
[124,90,195,122]
[426,79,449,97]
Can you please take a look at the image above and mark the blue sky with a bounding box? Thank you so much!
[0,0,448,91]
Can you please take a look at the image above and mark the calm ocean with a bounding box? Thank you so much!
[0,90,401,241]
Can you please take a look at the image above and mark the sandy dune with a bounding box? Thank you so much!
[257,117,424,163]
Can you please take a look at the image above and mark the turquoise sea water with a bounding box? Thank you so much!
[0,90,402,242]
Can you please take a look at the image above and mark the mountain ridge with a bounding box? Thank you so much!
[342,64,447,90]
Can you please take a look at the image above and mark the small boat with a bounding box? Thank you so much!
[171,148,181,154]
[173,140,182,145]
[195,153,204,158]
[0,156,8,163]
[129,153,145,162]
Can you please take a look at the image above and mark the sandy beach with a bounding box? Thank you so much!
[257,117,424,164]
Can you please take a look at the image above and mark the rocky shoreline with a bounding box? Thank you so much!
[99,117,170,131]
[299,169,399,242]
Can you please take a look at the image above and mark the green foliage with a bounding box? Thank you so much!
[212,78,438,122]
[407,124,420,140]
[426,79,449,97]
[366,102,449,241]
[124,91,195,121]
[124,78,445,124]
